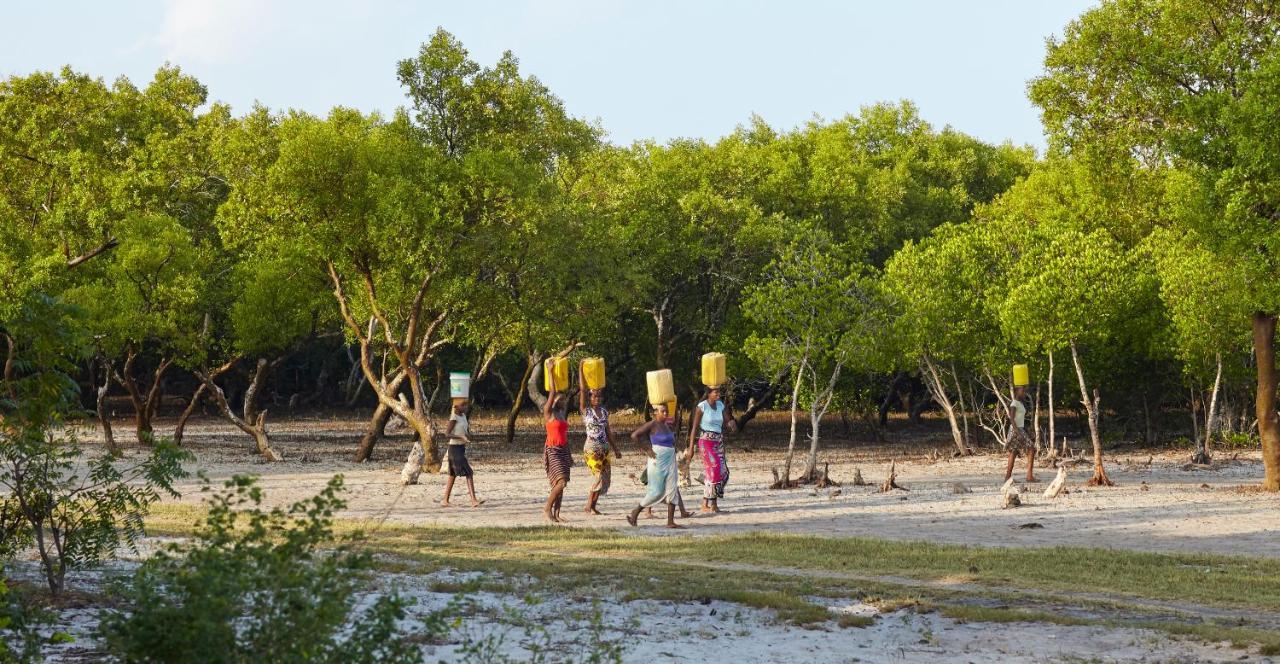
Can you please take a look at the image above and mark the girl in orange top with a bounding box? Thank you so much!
[543,362,572,523]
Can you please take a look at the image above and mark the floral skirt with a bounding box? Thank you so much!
[698,431,729,500]
[584,440,611,495]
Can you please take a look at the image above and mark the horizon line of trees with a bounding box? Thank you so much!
[6,0,1280,491]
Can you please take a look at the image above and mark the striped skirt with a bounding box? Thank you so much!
[544,444,573,487]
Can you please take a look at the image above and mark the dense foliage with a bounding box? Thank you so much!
[3,6,1280,492]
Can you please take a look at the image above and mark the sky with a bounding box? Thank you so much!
[1,1,1096,150]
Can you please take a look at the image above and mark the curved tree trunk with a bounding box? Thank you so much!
[113,350,172,445]
[1253,313,1280,491]
[780,356,806,485]
[735,367,788,433]
[96,359,120,457]
[1047,350,1056,458]
[172,383,207,447]
[505,352,540,445]
[921,354,967,455]
[1070,341,1111,486]
[199,365,283,462]
[1193,353,1223,465]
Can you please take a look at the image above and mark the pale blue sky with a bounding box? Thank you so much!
[1,1,1095,149]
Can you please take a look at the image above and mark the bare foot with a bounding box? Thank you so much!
[700,506,714,513]
[470,499,485,507]
[712,504,721,513]
[665,522,685,529]
[680,510,693,518]
[440,500,453,508]
[626,511,639,527]
[590,508,604,515]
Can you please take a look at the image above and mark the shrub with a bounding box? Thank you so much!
[0,294,189,597]
[98,475,419,663]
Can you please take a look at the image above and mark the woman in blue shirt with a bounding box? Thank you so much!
[686,387,736,513]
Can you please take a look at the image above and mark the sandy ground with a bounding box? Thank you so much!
[110,412,1280,560]
[21,412,1280,661]
[10,561,1261,664]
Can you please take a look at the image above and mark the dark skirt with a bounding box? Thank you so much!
[544,444,572,487]
[447,444,473,478]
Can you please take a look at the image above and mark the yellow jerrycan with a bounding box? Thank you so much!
[544,357,570,392]
[701,352,726,387]
[582,357,606,390]
[646,369,675,406]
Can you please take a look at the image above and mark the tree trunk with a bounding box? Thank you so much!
[803,362,842,480]
[734,367,787,432]
[354,401,394,463]
[95,360,120,457]
[921,354,967,455]
[1047,350,1056,457]
[1194,353,1223,464]
[506,352,540,445]
[878,371,906,426]
[1253,313,1280,491]
[1070,341,1111,486]
[780,357,806,484]
[200,369,283,462]
[173,383,208,446]
[950,362,970,451]
[113,350,173,445]
[526,356,548,411]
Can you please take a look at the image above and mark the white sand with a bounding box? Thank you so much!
[135,415,1280,559]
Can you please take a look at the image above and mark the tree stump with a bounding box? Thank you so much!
[879,461,908,492]
[851,467,867,486]
[1043,467,1068,499]
[951,482,972,494]
[1001,478,1022,508]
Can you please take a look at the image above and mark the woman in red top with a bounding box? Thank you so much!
[543,365,572,523]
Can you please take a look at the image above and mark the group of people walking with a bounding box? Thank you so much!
[440,358,735,528]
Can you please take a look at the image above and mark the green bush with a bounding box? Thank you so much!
[98,475,419,664]
[0,578,48,664]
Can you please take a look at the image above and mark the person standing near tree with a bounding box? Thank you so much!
[627,402,687,529]
[688,387,735,513]
[543,369,572,523]
[1003,384,1038,483]
[579,362,620,515]
[440,398,483,508]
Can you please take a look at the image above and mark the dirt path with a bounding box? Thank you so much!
[96,414,1280,559]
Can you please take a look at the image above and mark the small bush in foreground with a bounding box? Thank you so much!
[98,474,419,664]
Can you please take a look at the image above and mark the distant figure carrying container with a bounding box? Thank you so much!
[690,354,736,513]
[543,358,573,523]
[579,358,621,515]
[440,397,483,508]
[627,401,687,529]
[1004,364,1038,483]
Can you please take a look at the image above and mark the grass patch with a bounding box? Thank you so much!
[836,614,874,628]
[938,605,1092,627]
[142,502,1280,652]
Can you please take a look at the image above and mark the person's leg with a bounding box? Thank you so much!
[1025,445,1039,482]
[441,475,456,506]
[548,479,567,522]
[666,502,684,529]
[1004,448,1017,480]
[628,503,643,526]
[465,476,482,506]
[544,482,560,522]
